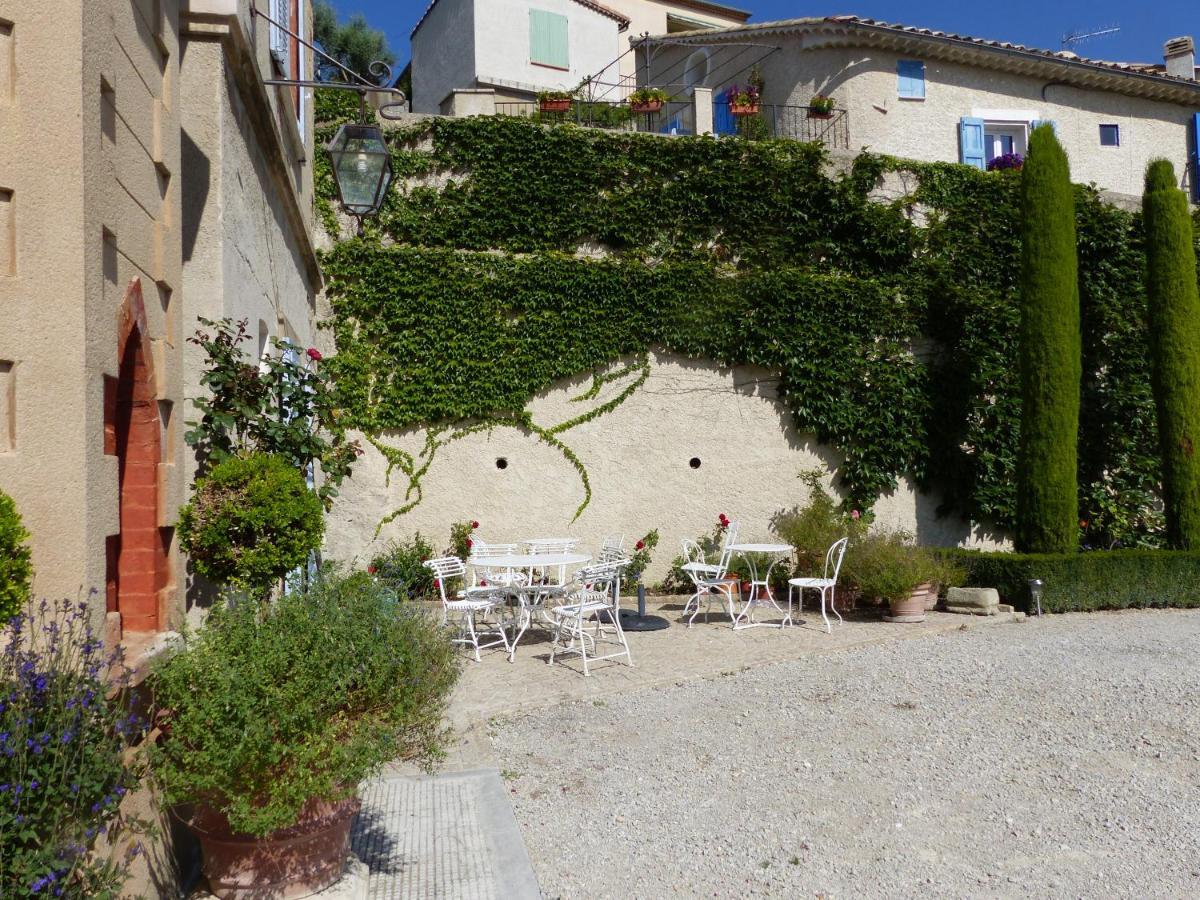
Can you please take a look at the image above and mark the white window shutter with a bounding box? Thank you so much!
[270,0,290,70]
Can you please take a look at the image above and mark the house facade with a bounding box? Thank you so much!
[0,0,321,643]
[640,16,1200,200]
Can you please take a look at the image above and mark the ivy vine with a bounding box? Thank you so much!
[314,106,1200,547]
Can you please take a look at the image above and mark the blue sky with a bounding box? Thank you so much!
[329,0,1196,71]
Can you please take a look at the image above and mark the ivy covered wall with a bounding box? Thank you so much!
[315,104,1200,549]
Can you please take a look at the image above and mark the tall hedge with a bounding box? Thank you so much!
[1014,125,1081,552]
[1142,159,1200,548]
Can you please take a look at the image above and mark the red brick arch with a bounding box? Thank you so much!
[106,279,167,635]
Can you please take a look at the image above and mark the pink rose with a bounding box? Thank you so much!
[851,509,860,520]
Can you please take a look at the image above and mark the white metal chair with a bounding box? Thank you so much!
[526,537,579,585]
[680,521,740,626]
[547,560,633,676]
[468,540,524,588]
[424,556,510,661]
[598,534,625,562]
[786,537,849,633]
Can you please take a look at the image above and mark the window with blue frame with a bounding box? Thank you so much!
[897,60,925,99]
[1099,123,1120,146]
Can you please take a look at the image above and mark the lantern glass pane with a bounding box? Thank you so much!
[328,124,391,215]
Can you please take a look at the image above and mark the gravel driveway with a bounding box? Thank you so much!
[490,611,1200,898]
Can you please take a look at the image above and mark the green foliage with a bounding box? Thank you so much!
[312,0,395,83]
[1015,125,1081,552]
[845,531,963,604]
[368,532,436,599]
[149,568,459,837]
[0,489,33,620]
[944,547,1200,612]
[314,116,1198,543]
[185,318,360,508]
[625,529,659,583]
[1142,159,1200,548]
[178,453,324,599]
[2,600,148,898]
[628,87,670,104]
[775,470,867,571]
[661,516,732,593]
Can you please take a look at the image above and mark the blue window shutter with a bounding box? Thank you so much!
[959,117,985,169]
[1191,112,1200,201]
[897,60,925,98]
[529,10,568,69]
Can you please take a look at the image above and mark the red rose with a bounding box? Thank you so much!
[435,579,442,588]
[471,520,480,529]
[306,347,323,362]
[1079,519,1088,528]
[635,540,645,550]
[367,565,377,574]
[480,579,489,587]
[466,538,473,549]
[718,513,728,523]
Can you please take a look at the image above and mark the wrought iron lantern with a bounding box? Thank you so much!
[326,123,393,222]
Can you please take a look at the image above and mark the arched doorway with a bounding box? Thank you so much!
[108,280,166,634]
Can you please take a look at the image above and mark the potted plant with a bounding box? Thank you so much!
[726,66,764,115]
[846,531,963,622]
[775,470,868,611]
[150,570,459,899]
[808,94,836,119]
[537,90,574,113]
[628,87,669,114]
[987,152,1024,171]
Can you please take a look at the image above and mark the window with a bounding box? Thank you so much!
[984,125,1026,163]
[897,60,925,99]
[529,10,569,70]
[269,0,289,71]
[1099,123,1120,147]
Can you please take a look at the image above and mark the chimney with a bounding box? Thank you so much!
[1163,36,1195,80]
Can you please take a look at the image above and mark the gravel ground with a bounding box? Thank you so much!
[489,611,1200,898]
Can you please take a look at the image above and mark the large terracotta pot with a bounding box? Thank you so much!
[188,795,360,899]
[630,100,664,113]
[910,581,939,611]
[885,589,928,623]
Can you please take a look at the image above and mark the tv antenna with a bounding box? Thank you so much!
[1060,25,1121,51]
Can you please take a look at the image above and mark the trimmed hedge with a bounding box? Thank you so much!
[941,548,1200,613]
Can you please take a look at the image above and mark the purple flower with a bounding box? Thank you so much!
[987,152,1023,171]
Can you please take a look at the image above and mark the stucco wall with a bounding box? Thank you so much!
[323,353,1005,583]
[473,0,622,96]
[611,0,746,89]
[411,0,476,113]
[649,37,1198,197]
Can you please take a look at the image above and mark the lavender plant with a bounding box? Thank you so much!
[1,599,148,897]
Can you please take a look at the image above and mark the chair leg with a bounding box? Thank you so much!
[465,610,482,661]
[820,588,831,633]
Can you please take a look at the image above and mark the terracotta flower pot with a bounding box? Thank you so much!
[885,589,928,623]
[807,109,834,119]
[630,100,664,113]
[188,795,360,899]
[539,99,571,113]
[730,103,759,116]
[910,581,939,611]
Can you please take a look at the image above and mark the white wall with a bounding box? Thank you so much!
[411,0,476,113]
[323,353,1004,583]
[474,0,621,95]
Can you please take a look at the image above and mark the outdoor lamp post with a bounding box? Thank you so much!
[326,122,393,229]
[1028,578,1044,616]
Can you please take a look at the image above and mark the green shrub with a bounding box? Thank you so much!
[1142,159,1200,548]
[0,489,33,620]
[775,470,866,571]
[844,531,963,604]
[178,453,324,598]
[149,568,459,837]
[1015,124,1081,552]
[369,532,437,599]
[941,547,1200,612]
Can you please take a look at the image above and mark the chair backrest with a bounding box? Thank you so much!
[472,540,516,557]
[423,556,466,604]
[468,541,520,587]
[573,559,627,597]
[824,537,849,582]
[526,538,578,554]
[715,520,740,574]
[680,539,710,586]
[598,534,625,564]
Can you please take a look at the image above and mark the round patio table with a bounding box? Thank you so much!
[471,552,591,661]
[727,543,793,630]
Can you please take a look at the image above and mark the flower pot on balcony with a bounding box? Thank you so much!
[730,103,759,116]
[187,795,360,900]
[807,109,834,119]
[539,99,571,113]
[630,100,664,113]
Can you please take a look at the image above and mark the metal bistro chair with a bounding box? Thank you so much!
[525,537,579,585]
[598,534,625,563]
[679,520,741,627]
[548,559,633,676]
[469,540,525,588]
[424,556,509,661]
[786,537,849,633]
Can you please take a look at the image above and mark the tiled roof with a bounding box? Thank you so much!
[412,0,630,38]
[651,15,1200,95]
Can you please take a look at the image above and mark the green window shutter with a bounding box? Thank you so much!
[530,10,569,69]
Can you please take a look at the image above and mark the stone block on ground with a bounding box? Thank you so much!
[946,587,1000,610]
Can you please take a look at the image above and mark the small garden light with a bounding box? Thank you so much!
[326,123,393,226]
[1028,578,1044,616]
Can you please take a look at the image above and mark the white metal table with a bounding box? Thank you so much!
[727,543,793,630]
[470,552,591,660]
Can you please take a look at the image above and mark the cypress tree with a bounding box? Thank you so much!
[1015,125,1081,552]
[1142,159,1200,548]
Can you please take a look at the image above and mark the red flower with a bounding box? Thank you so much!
[435,578,442,588]
[471,520,480,529]
[306,347,323,361]
[635,540,645,551]
[1079,519,1088,529]
[480,579,489,587]
[466,538,474,549]
[367,565,377,574]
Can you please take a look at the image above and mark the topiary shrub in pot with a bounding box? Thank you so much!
[178,452,324,601]
[149,569,459,899]
[0,488,34,621]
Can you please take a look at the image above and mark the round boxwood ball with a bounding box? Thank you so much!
[180,453,324,598]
